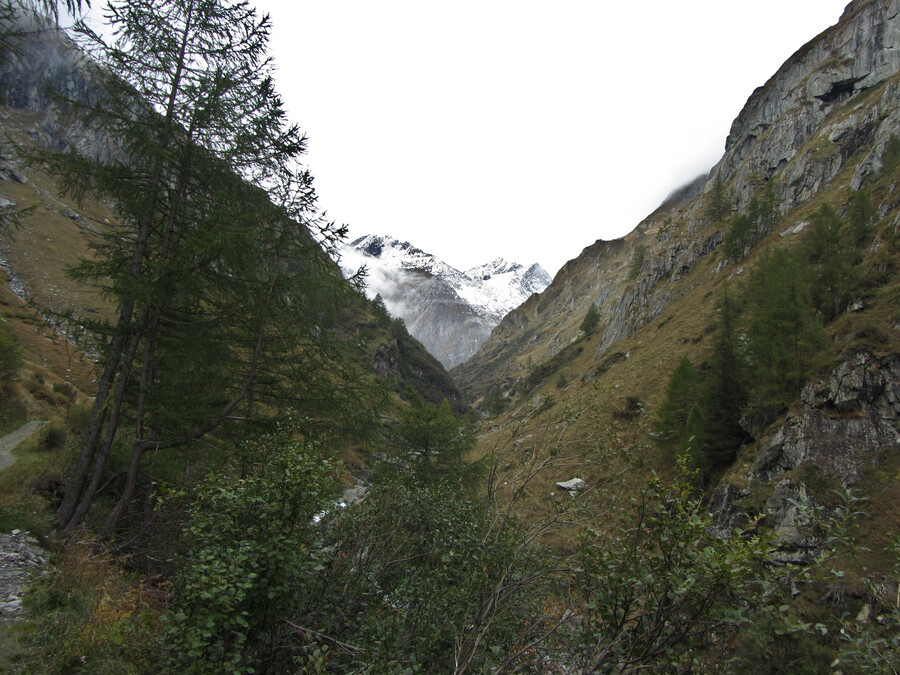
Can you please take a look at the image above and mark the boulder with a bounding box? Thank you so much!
[556,478,585,492]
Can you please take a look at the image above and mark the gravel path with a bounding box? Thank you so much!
[0,421,47,472]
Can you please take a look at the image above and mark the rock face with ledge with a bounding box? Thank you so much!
[718,0,900,212]
[709,351,900,548]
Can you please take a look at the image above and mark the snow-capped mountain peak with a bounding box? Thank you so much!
[338,234,551,368]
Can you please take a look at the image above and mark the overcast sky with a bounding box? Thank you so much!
[90,1,851,277]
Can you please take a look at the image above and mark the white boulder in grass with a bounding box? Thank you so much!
[556,478,585,492]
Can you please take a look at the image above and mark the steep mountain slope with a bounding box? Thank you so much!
[339,234,550,368]
[459,0,900,582]
[0,21,465,415]
[454,0,900,399]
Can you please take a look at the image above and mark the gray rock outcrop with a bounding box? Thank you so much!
[716,0,900,212]
[753,352,900,485]
[710,351,900,550]
[454,0,900,399]
[0,13,119,162]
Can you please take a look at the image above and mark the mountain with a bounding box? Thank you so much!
[453,0,900,633]
[454,0,900,398]
[3,1,900,669]
[339,234,551,368]
[0,19,465,415]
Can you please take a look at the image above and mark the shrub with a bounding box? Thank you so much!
[0,381,26,428]
[304,479,542,673]
[569,464,783,672]
[39,422,68,452]
[163,427,336,673]
[52,380,77,402]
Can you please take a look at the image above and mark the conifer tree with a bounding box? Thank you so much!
[53,0,367,536]
[725,213,753,259]
[699,288,748,480]
[881,133,900,175]
[848,189,877,247]
[705,173,729,223]
[745,249,825,409]
[580,302,601,334]
[394,392,477,487]
[802,204,861,321]
[755,179,781,234]
[654,355,701,454]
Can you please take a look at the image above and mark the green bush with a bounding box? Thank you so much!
[163,427,336,673]
[569,463,787,672]
[304,479,542,673]
[39,422,68,452]
[52,380,77,402]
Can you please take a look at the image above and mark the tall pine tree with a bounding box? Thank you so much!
[745,248,825,410]
[654,355,702,455]
[53,0,369,535]
[699,288,749,481]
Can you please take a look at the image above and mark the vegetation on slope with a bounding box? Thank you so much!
[0,0,899,673]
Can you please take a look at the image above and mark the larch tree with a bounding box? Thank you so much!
[52,0,369,536]
[654,355,702,455]
[705,172,729,224]
[699,287,749,480]
[745,248,825,410]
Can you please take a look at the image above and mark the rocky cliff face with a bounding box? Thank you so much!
[454,0,900,399]
[0,15,116,162]
[710,351,900,554]
[720,0,900,212]
[455,0,900,576]
[340,235,550,369]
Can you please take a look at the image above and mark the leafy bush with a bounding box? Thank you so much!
[569,463,782,672]
[163,427,336,673]
[302,479,543,673]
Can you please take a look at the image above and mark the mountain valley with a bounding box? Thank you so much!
[0,0,898,672]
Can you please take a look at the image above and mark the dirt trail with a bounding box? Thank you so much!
[0,421,47,472]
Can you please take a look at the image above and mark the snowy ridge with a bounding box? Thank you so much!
[339,234,551,325]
